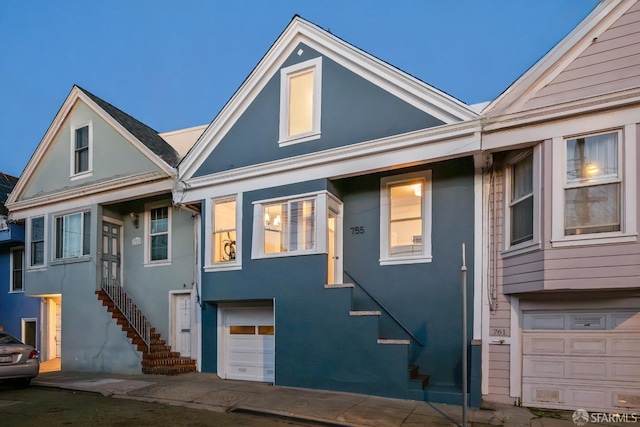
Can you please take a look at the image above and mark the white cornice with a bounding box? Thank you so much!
[7,86,176,207]
[178,17,478,180]
[7,171,171,215]
[483,87,640,134]
[484,0,631,117]
[178,120,481,202]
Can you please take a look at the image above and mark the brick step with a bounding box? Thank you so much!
[149,344,171,353]
[142,358,197,368]
[142,351,181,360]
[142,365,197,376]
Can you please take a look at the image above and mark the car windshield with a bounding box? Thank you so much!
[0,333,23,345]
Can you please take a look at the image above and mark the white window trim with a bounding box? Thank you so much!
[251,191,331,259]
[9,246,25,293]
[502,146,541,257]
[204,194,243,272]
[278,57,322,147]
[379,170,432,266]
[69,120,93,180]
[551,125,638,247]
[144,202,172,266]
[52,210,91,261]
[27,216,47,271]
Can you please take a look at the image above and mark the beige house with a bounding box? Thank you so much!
[481,0,640,413]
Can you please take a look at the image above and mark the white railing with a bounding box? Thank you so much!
[101,264,150,351]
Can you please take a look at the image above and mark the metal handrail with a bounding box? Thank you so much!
[101,264,151,351]
[344,270,424,347]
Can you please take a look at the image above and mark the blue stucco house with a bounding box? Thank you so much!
[0,173,40,350]
[5,87,201,374]
[176,17,484,405]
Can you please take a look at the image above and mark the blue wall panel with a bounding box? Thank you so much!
[194,43,444,177]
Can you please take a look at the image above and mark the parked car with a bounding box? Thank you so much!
[0,332,40,386]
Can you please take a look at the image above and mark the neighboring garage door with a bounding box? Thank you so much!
[522,310,640,412]
[223,306,275,382]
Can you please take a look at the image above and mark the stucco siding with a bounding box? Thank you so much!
[524,3,640,110]
[23,101,161,200]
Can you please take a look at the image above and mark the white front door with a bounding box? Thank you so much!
[173,294,192,357]
[55,300,61,358]
[223,306,275,382]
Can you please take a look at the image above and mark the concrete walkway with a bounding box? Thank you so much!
[32,370,581,427]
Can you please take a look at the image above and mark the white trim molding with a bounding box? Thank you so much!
[379,170,432,266]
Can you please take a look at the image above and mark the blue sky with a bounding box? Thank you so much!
[0,0,601,177]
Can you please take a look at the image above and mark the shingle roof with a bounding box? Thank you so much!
[0,172,19,212]
[76,86,180,167]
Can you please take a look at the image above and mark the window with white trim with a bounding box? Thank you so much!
[30,216,45,267]
[252,192,335,259]
[70,122,92,178]
[10,247,24,292]
[564,131,620,236]
[279,57,322,145]
[55,211,91,259]
[146,206,171,263]
[509,151,534,246]
[212,197,238,264]
[380,171,432,265]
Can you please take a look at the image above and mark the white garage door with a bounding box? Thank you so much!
[522,310,640,412]
[223,306,275,382]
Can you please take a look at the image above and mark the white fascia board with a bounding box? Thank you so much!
[178,17,478,181]
[484,87,640,137]
[8,172,173,219]
[483,102,640,151]
[484,0,629,116]
[178,122,481,203]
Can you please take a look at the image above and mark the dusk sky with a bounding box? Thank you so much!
[1,1,601,177]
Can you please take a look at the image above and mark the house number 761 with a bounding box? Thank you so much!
[351,226,365,235]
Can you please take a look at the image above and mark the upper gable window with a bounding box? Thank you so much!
[279,57,322,146]
[70,122,93,179]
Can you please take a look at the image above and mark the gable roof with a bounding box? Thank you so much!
[77,86,179,166]
[179,15,479,180]
[483,0,634,119]
[7,86,179,209]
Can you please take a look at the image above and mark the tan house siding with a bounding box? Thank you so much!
[524,2,640,110]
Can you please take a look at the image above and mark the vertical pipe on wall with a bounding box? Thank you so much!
[461,243,468,427]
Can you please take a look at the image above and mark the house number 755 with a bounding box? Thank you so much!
[351,226,365,235]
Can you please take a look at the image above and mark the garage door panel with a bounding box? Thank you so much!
[569,361,606,379]
[524,336,565,354]
[611,361,640,380]
[612,338,640,355]
[568,338,606,355]
[523,358,564,377]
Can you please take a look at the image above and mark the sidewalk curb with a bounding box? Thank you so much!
[32,381,113,398]
[231,406,356,427]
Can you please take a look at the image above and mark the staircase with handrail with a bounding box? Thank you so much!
[97,264,196,375]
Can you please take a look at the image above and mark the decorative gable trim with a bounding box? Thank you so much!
[178,16,479,180]
[7,86,175,208]
[484,0,633,118]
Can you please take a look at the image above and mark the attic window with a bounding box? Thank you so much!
[278,57,322,146]
[70,122,93,179]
